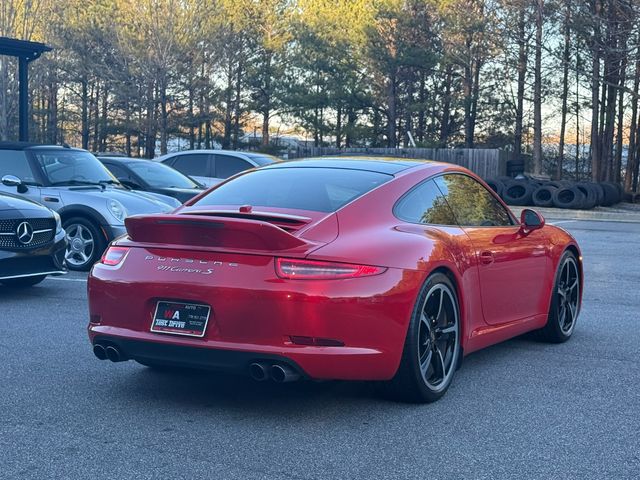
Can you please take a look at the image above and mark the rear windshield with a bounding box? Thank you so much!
[244,153,280,166]
[128,161,200,189]
[194,167,392,212]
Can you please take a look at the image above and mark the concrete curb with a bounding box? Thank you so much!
[509,204,640,223]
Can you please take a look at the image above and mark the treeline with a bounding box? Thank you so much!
[0,0,639,190]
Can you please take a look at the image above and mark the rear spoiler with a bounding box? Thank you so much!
[124,214,320,254]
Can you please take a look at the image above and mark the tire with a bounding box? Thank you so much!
[385,272,461,403]
[537,251,580,343]
[544,181,569,189]
[485,179,504,198]
[575,183,598,210]
[590,182,605,206]
[1,275,47,287]
[532,185,557,207]
[599,182,621,206]
[63,217,106,271]
[502,180,535,206]
[613,182,623,196]
[552,186,585,209]
[524,177,543,188]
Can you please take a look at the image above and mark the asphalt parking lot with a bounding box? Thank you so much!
[1,218,639,479]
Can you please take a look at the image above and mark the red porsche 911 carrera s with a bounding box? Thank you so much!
[88,157,582,402]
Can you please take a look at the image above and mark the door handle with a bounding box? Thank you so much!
[479,251,494,265]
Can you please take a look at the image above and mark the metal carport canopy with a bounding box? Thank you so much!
[0,37,52,142]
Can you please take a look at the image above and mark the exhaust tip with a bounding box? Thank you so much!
[105,345,121,363]
[270,364,300,383]
[249,362,269,381]
[93,344,107,361]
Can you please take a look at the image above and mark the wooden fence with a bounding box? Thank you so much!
[288,147,508,178]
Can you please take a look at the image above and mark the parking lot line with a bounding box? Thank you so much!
[549,220,577,225]
[47,277,87,282]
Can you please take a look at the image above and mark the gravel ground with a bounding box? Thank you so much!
[0,219,638,479]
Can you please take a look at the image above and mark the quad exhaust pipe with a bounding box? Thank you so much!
[249,362,300,383]
[95,346,296,377]
[105,345,123,362]
[93,344,107,360]
[249,362,270,381]
[270,364,300,383]
[93,343,126,363]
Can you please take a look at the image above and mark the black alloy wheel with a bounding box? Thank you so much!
[538,251,580,343]
[387,272,461,403]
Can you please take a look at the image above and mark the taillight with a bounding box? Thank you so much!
[100,246,130,266]
[275,258,385,280]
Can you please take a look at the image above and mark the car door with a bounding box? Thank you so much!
[433,174,552,325]
[168,153,213,186]
[213,154,254,181]
[394,178,487,339]
[0,149,46,204]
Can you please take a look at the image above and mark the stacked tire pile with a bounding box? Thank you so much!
[485,177,623,210]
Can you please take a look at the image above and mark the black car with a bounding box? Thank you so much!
[0,191,67,287]
[97,156,205,204]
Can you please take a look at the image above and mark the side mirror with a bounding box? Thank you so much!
[520,208,545,234]
[2,175,28,193]
[2,175,22,187]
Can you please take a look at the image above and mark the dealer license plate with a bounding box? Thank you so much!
[151,301,210,337]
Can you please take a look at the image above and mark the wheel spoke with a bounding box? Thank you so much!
[435,324,456,337]
[433,347,446,379]
[420,313,431,332]
[558,304,567,327]
[568,278,578,292]
[567,302,576,323]
[420,349,432,375]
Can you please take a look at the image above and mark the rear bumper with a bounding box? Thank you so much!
[89,317,406,381]
[93,327,388,380]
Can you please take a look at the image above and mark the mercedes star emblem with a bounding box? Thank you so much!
[16,221,34,245]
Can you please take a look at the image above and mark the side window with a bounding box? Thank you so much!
[104,163,130,181]
[172,154,210,176]
[0,150,37,182]
[395,179,457,225]
[215,154,253,179]
[434,174,512,227]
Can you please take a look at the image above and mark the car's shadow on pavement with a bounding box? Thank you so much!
[123,365,387,410]
[0,286,44,299]
[97,332,556,415]
[0,281,82,299]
